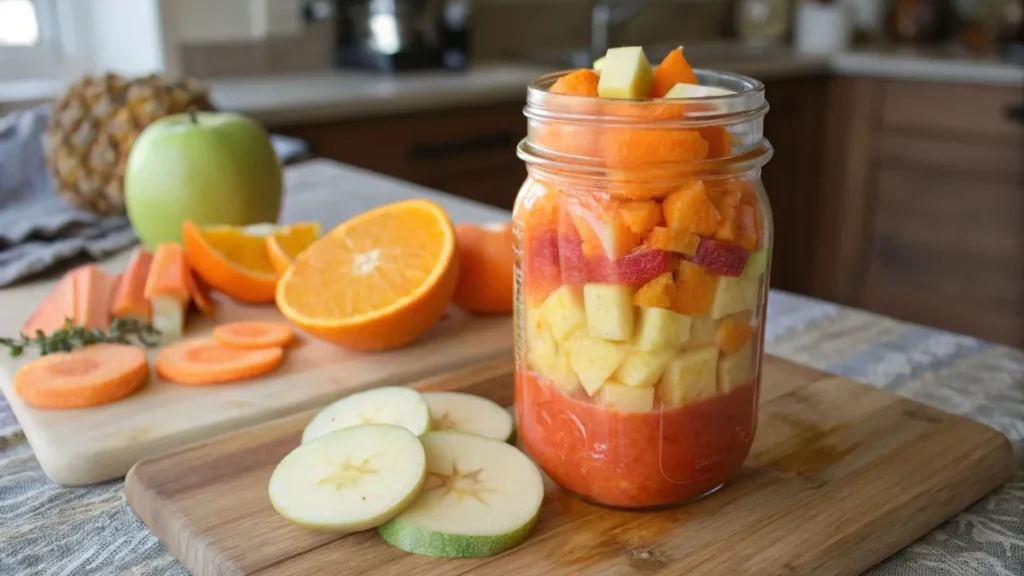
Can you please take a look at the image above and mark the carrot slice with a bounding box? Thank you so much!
[111,248,153,322]
[155,337,283,386]
[22,272,76,336]
[73,265,117,330]
[651,47,699,98]
[213,321,294,349]
[14,343,149,409]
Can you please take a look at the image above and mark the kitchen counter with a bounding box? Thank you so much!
[0,159,1021,576]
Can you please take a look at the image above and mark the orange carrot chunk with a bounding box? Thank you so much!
[145,243,192,338]
[156,337,283,386]
[550,69,600,97]
[651,47,699,98]
[213,321,295,349]
[716,313,753,353]
[22,272,76,336]
[673,261,719,316]
[663,181,721,236]
[14,343,149,409]
[73,265,117,330]
[111,248,153,322]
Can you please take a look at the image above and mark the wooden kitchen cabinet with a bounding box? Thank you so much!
[275,102,527,210]
[816,78,1024,348]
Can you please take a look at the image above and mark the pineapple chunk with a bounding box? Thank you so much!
[718,341,754,394]
[635,307,692,351]
[151,296,187,340]
[597,47,654,99]
[540,285,587,342]
[710,275,760,319]
[599,381,655,412]
[565,334,629,396]
[583,283,636,342]
[526,313,579,393]
[659,346,719,407]
[615,349,674,388]
[686,316,718,348]
[663,83,736,98]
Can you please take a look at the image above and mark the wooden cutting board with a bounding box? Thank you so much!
[125,355,1013,576]
[0,292,512,486]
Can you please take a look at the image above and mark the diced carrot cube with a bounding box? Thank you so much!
[663,181,721,236]
[651,47,699,98]
[700,127,733,159]
[735,205,759,251]
[709,185,742,243]
[716,313,753,353]
[632,272,676,309]
[672,260,719,316]
[646,226,700,256]
[73,265,117,330]
[619,200,663,237]
[550,69,600,97]
[111,248,153,322]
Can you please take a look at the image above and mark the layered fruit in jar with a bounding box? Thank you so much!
[513,46,771,509]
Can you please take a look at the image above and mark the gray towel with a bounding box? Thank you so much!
[0,105,309,287]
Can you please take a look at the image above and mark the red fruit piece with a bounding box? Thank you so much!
[663,181,721,236]
[522,226,561,305]
[558,209,588,287]
[692,238,750,277]
[673,261,719,316]
[632,272,676,309]
[588,249,673,286]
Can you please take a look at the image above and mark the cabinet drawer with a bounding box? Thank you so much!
[881,81,1024,139]
[878,134,1024,180]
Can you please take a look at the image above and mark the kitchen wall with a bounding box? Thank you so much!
[174,0,734,78]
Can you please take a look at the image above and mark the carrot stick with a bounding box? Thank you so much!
[213,321,294,349]
[73,265,117,330]
[22,272,76,336]
[155,337,283,386]
[111,248,153,322]
[14,343,149,409]
[145,243,192,338]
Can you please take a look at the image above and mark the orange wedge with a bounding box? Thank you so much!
[276,199,458,351]
[182,222,279,304]
[266,222,322,275]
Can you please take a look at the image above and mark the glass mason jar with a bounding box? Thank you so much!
[512,70,773,509]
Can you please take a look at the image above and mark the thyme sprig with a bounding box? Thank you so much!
[0,319,161,358]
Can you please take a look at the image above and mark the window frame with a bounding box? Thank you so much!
[0,0,86,80]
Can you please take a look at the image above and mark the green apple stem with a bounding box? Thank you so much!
[188,107,198,124]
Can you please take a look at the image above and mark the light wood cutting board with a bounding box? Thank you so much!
[0,292,512,486]
[125,355,1013,576]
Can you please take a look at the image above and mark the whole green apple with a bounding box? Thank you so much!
[124,111,283,247]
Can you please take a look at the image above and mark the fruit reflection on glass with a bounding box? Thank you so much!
[514,46,773,509]
[124,111,283,248]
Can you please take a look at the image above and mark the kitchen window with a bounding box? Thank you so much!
[0,0,76,80]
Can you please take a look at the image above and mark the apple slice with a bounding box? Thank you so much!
[522,226,561,305]
[692,238,750,277]
[302,387,431,444]
[663,83,736,98]
[597,46,654,99]
[269,424,426,532]
[659,345,719,407]
[588,249,674,286]
[615,348,674,388]
[718,341,754,393]
[564,333,629,396]
[710,274,760,319]
[599,381,655,412]
[742,247,769,279]
[583,283,636,341]
[423,392,515,443]
[539,285,587,342]
[635,306,692,351]
[378,431,544,558]
[568,203,640,260]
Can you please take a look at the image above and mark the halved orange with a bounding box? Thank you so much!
[182,221,280,304]
[266,222,321,275]
[276,199,458,351]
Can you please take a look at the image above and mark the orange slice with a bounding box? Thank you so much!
[276,199,458,351]
[266,222,322,275]
[182,222,280,304]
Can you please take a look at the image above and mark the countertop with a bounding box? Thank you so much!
[0,159,1022,576]
[1,45,1020,128]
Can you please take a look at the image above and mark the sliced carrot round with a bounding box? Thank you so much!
[213,321,295,349]
[156,337,284,386]
[14,343,149,409]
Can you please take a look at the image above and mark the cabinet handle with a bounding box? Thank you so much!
[407,131,517,161]
[1007,104,1024,126]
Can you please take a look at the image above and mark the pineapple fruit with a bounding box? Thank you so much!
[43,73,214,215]
[718,341,754,394]
[565,333,628,396]
[635,307,691,351]
[539,285,587,342]
[599,382,655,412]
[659,346,719,407]
[525,307,578,393]
[583,283,635,341]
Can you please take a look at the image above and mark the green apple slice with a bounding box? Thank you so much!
[378,431,545,558]
[302,386,430,444]
[423,392,515,442]
[269,424,426,532]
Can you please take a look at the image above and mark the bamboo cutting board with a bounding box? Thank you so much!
[125,356,1013,576]
[0,292,511,486]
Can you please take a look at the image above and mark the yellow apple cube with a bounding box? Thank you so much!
[711,275,760,319]
[540,285,587,342]
[597,46,654,99]
[565,334,629,396]
[686,316,718,348]
[599,381,655,412]
[583,283,636,342]
[659,345,719,407]
[663,83,736,98]
[718,340,754,394]
[615,349,674,388]
[635,306,692,351]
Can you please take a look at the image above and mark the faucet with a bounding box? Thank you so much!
[590,0,650,58]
